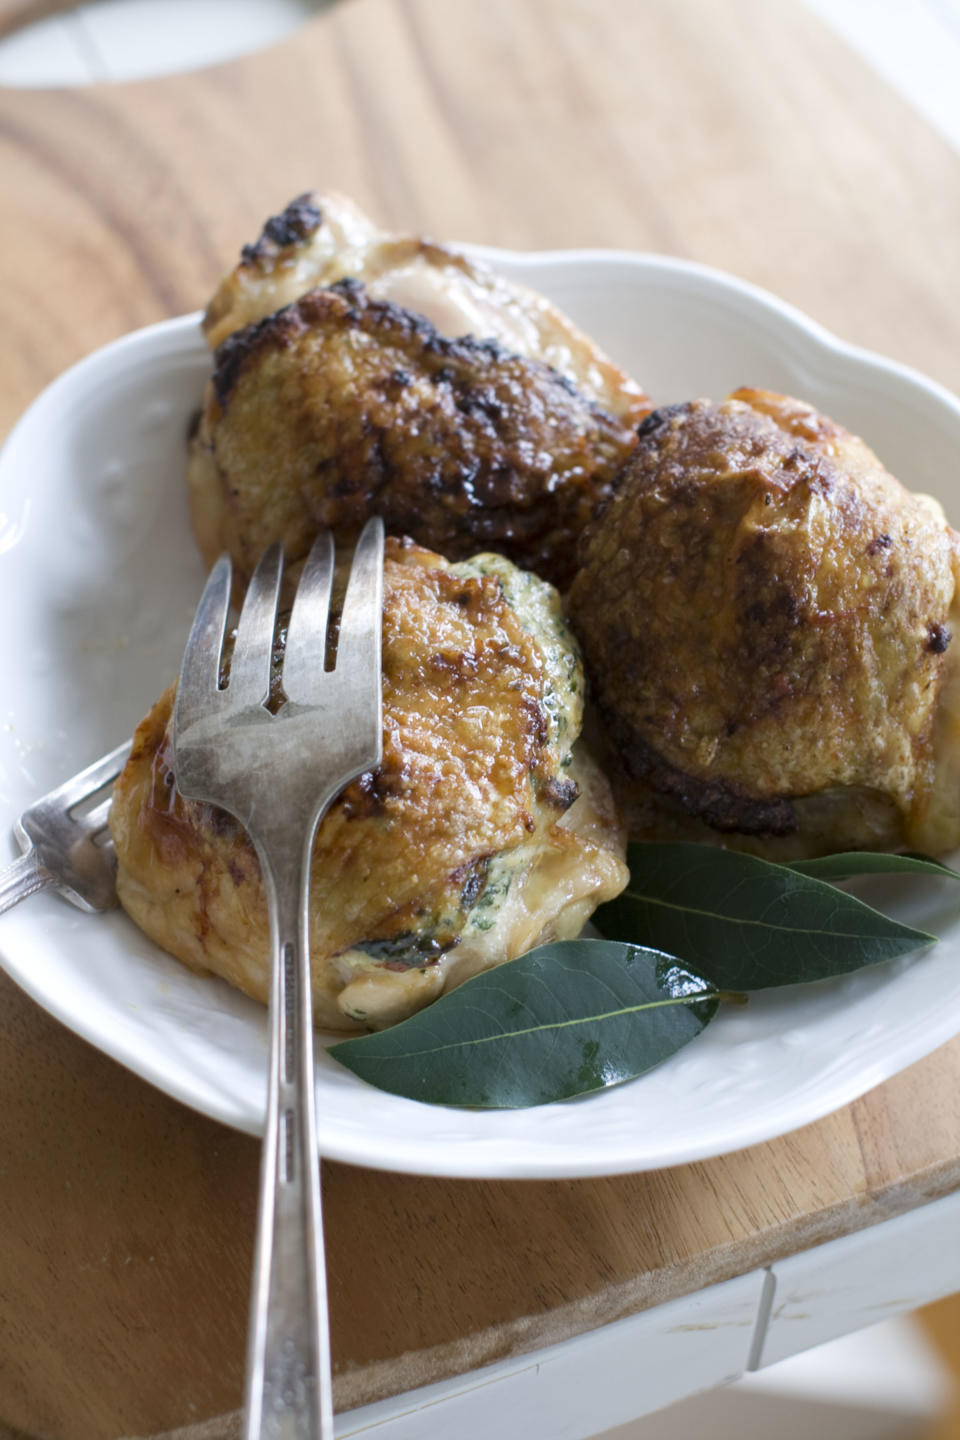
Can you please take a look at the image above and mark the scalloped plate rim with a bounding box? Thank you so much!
[1,245,959,1179]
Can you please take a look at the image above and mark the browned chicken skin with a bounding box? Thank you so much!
[202,191,650,423]
[189,192,649,593]
[110,539,627,1030]
[568,388,960,857]
[189,278,641,592]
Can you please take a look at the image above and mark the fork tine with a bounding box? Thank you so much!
[173,553,232,740]
[228,543,284,708]
[282,529,335,703]
[78,795,113,835]
[39,738,132,814]
[335,517,385,684]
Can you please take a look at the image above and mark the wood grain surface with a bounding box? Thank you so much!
[3,1,960,1437]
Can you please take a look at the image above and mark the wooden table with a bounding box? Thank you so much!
[3,2,960,1436]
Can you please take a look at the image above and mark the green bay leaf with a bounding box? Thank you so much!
[327,939,718,1108]
[788,851,960,882]
[593,842,935,991]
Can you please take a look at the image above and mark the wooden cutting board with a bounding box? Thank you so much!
[2,1,960,1436]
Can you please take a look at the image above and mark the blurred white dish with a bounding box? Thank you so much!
[2,248,960,1179]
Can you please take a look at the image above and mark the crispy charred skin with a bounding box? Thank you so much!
[568,388,960,853]
[202,193,327,343]
[200,190,651,426]
[188,279,639,592]
[239,193,324,266]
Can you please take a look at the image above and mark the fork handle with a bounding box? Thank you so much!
[0,850,51,916]
[245,834,333,1440]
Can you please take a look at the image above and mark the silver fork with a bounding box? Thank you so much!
[173,518,384,1440]
[0,739,130,917]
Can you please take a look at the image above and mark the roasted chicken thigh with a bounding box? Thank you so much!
[568,388,960,857]
[110,539,627,1030]
[188,194,649,591]
[190,280,640,593]
[202,191,649,420]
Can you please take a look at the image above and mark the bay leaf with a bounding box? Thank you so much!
[789,851,960,881]
[328,939,718,1108]
[593,843,935,991]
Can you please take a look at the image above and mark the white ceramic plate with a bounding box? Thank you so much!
[3,249,960,1179]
